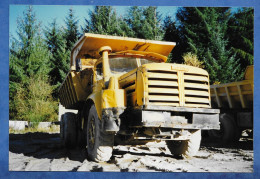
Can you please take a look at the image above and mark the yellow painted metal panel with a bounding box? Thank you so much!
[125,84,136,92]
[185,103,210,108]
[118,69,137,81]
[225,86,233,108]
[148,102,180,106]
[102,89,126,109]
[119,75,136,88]
[87,91,102,119]
[67,75,77,104]
[244,65,253,80]
[148,88,179,94]
[148,80,178,87]
[147,72,178,79]
[177,71,185,106]
[184,83,209,89]
[136,69,145,106]
[149,95,179,101]
[67,76,76,105]
[65,80,73,107]
[184,75,208,82]
[71,33,175,67]
[210,73,253,109]
[116,50,167,62]
[185,90,209,96]
[237,85,246,108]
[185,97,210,103]
[143,63,209,76]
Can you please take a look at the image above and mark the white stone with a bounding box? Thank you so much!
[9,121,28,130]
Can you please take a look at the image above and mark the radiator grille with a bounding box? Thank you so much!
[147,70,210,108]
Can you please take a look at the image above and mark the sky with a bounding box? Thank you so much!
[9,5,179,39]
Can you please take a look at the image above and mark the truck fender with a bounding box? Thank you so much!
[81,92,102,130]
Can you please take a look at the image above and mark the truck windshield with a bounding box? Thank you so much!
[109,57,155,74]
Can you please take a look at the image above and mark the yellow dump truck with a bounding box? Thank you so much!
[59,33,220,162]
[209,66,253,141]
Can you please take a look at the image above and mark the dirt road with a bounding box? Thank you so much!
[9,132,253,172]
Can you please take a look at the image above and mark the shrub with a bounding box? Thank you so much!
[183,52,204,68]
[14,75,58,123]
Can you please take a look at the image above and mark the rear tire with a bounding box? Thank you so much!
[61,112,77,148]
[86,105,114,162]
[208,113,240,142]
[166,130,201,157]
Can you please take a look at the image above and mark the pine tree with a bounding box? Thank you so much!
[82,6,130,36]
[64,8,80,51]
[45,19,70,98]
[9,6,56,121]
[126,6,164,40]
[142,6,164,40]
[176,7,242,83]
[163,15,183,63]
[227,7,254,70]
[125,6,143,38]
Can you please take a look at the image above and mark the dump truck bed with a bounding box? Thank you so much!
[59,59,95,109]
[210,66,253,109]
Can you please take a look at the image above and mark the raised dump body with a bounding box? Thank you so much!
[59,59,96,109]
[209,66,254,141]
[59,33,220,162]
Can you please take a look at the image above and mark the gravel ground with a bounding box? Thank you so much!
[9,132,253,172]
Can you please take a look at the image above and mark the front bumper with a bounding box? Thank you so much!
[127,105,220,130]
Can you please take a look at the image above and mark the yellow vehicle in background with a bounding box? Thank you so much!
[209,66,254,142]
[59,33,220,162]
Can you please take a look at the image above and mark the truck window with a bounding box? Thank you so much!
[109,57,138,74]
[140,58,156,65]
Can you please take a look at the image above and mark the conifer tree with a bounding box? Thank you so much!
[227,7,254,70]
[142,6,164,40]
[64,8,80,51]
[9,6,55,121]
[163,15,183,63]
[126,6,164,40]
[45,19,70,97]
[176,7,242,83]
[82,6,131,36]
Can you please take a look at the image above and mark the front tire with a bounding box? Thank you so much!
[86,105,114,162]
[166,130,201,157]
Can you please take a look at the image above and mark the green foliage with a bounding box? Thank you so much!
[14,75,58,122]
[82,6,164,40]
[163,15,183,63]
[82,6,131,36]
[64,8,80,51]
[45,19,70,98]
[176,7,243,83]
[9,6,56,121]
[227,8,254,71]
[126,6,164,40]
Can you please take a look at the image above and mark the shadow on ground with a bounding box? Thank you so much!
[9,132,253,164]
[9,132,87,163]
